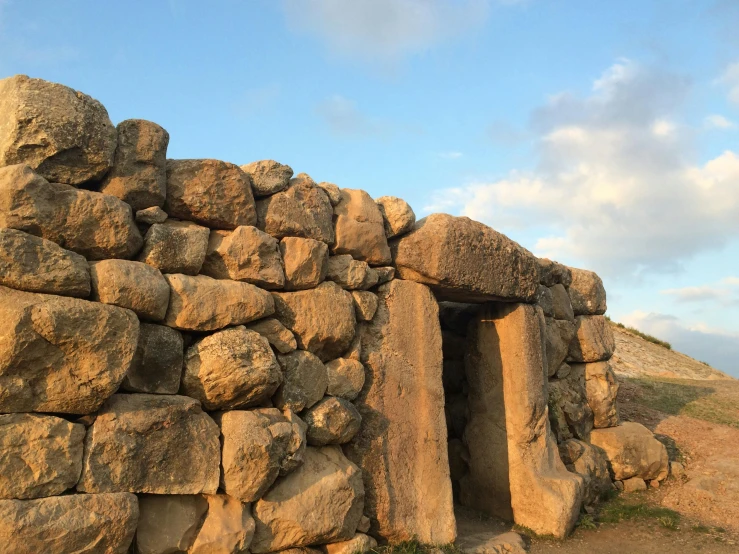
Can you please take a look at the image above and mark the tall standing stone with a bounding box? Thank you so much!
[344,279,456,544]
[333,189,391,265]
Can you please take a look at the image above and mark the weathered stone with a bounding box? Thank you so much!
[77,394,220,494]
[0,414,85,499]
[0,75,117,185]
[304,397,362,446]
[391,214,538,303]
[183,326,282,410]
[461,303,583,538]
[274,350,328,412]
[0,228,90,297]
[322,533,378,554]
[375,196,416,238]
[568,268,607,315]
[165,159,257,229]
[590,422,669,482]
[345,279,455,544]
[122,323,183,394]
[448,438,469,481]
[548,364,594,443]
[0,164,142,259]
[251,446,364,553]
[280,236,329,291]
[558,439,612,505]
[623,477,647,492]
[90,259,169,320]
[544,318,577,378]
[536,285,554,317]
[326,254,371,290]
[99,119,169,210]
[249,317,298,354]
[257,180,334,243]
[317,181,341,205]
[670,461,686,480]
[272,282,356,361]
[361,267,380,289]
[551,283,574,321]
[375,266,395,285]
[537,258,572,287]
[191,495,255,554]
[357,516,371,534]
[456,530,527,554]
[581,361,620,428]
[138,219,209,275]
[241,160,293,197]
[326,358,365,401]
[0,493,138,554]
[568,315,615,363]
[333,189,391,265]
[136,205,168,225]
[254,408,308,476]
[352,291,378,321]
[202,225,285,288]
[164,273,274,331]
[0,286,139,414]
[556,362,572,379]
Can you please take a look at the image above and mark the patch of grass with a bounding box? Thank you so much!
[511,524,559,541]
[368,540,464,554]
[577,514,597,530]
[598,496,681,530]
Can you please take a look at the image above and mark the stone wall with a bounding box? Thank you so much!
[0,75,668,553]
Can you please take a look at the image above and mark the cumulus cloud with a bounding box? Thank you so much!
[720,62,739,105]
[280,0,491,62]
[704,114,735,129]
[427,59,739,278]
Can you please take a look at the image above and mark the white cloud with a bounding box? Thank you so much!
[427,60,739,278]
[704,114,735,130]
[722,276,739,285]
[280,0,491,62]
[720,62,739,105]
[660,285,733,304]
[438,151,463,159]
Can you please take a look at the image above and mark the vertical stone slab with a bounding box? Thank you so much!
[461,303,583,539]
[345,279,456,544]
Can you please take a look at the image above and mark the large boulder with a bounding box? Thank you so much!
[345,279,455,544]
[122,323,183,394]
[241,160,293,197]
[138,219,209,275]
[165,159,257,229]
[99,119,169,210]
[251,446,364,553]
[90,259,170,320]
[304,397,362,446]
[568,268,607,315]
[581,361,620,428]
[568,315,615,363]
[280,236,329,291]
[0,286,139,414]
[0,414,85,499]
[558,439,612,506]
[0,164,142,259]
[0,228,90,297]
[272,281,356,361]
[274,350,328,412]
[202,225,285,289]
[548,364,594,443]
[182,326,282,410]
[375,196,416,238]
[391,214,538,303]
[256,179,334,243]
[163,274,274,331]
[461,303,583,538]
[333,189,391,265]
[77,394,221,494]
[0,493,138,554]
[589,422,669,482]
[0,75,117,185]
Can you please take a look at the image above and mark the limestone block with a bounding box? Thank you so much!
[251,446,364,553]
[536,285,554,317]
[568,268,607,315]
[0,228,90,297]
[537,258,572,287]
[558,439,612,505]
[317,181,341,205]
[202,225,285,289]
[0,164,142,259]
[375,266,395,285]
[241,159,293,197]
[326,254,372,290]
[548,364,594,442]
[544,318,576,377]
[274,350,328,412]
[326,358,365,401]
[551,283,574,321]
[99,119,169,210]
[249,317,298,353]
[0,493,138,554]
[0,286,139,414]
[272,281,356,361]
[256,179,334,243]
[461,303,583,538]
[375,196,416,238]
[281,236,329,290]
[90,259,170,320]
[304,397,362,445]
[122,323,183,394]
[163,273,274,331]
[345,279,455,544]
[391,214,538,303]
[333,189,391,265]
[136,205,168,225]
[253,407,308,476]
[138,219,209,275]
[623,477,647,492]
[322,533,378,554]
[589,422,669,482]
[77,394,220,494]
[568,315,615,363]
[191,495,255,554]
[581,361,620,428]
[183,326,282,410]
[165,159,257,229]
[352,291,378,321]
[0,75,116,185]
[0,414,85,499]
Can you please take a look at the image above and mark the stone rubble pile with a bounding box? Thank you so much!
[0,75,669,553]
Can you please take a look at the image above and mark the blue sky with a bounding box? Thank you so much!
[1,0,738,376]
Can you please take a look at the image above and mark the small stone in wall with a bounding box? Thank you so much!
[375,196,416,238]
[122,323,183,394]
[322,533,378,554]
[568,267,607,315]
[558,439,612,506]
[550,283,575,321]
[249,317,298,354]
[241,160,293,197]
[568,315,615,363]
[317,181,342,205]
[537,258,572,287]
[138,219,209,275]
[544,318,577,378]
[326,358,365,401]
[548,364,594,442]
[374,266,395,285]
[326,254,372,290]
[536,285,554,317]
[274,350,328,412]
[582,361,620,428]
[281,236,329,291]
[351,291,378,321]
[333,189,392,265]
[90,259,170,321]
[623,477,647,493]
[135,206,168,225]
[304,397,362,446]
[253,408,308,476]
